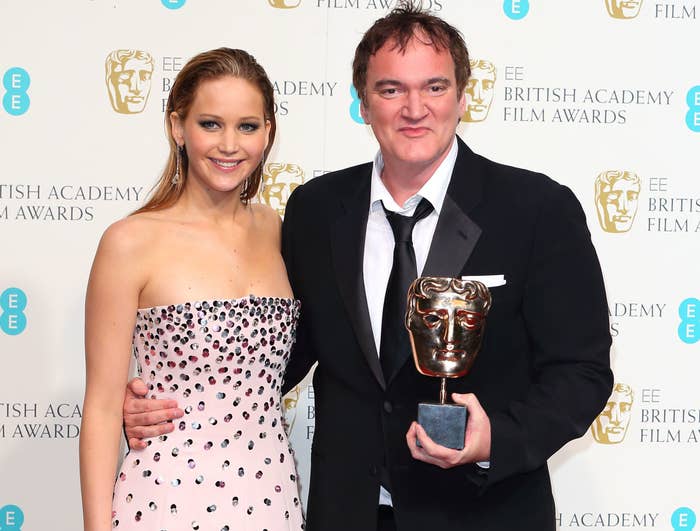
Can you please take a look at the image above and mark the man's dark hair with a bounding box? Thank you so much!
[352,0,470,103]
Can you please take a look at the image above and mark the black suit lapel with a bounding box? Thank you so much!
[330,167,386,390]
[424,137,484,276]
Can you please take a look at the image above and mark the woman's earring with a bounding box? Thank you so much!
[172,145,183,185]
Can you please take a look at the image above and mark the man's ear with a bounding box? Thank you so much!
[360,98,370,125]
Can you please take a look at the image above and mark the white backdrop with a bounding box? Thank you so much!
[1,1,698,529]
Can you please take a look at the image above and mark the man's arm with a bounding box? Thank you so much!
[280,185,318,395]
[484,184,612,485]
[122,377,183,449]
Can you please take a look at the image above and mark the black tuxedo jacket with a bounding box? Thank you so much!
[281,137,613,531]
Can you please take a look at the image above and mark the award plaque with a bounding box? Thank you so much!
[405,277,492,450]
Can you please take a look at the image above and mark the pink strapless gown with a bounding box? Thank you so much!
[112,296,304,531]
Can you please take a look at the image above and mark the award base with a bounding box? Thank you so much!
[417,402,467,450]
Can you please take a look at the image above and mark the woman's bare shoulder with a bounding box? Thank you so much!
[97,211,171,256]
[250,202,282,229]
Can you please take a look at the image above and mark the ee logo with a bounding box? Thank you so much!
[349,85,364,124]
[161,0,186,9]
[504,0,530,20]
[686,86,700,132]
[2,68,30,116]
[0,288,27,335]
[678,298,699,344]
[0,505,24,530]
[672,507,696,530]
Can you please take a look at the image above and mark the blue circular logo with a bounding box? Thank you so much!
[2,92,30,116]
[671,507,697,530]
[0,288,27,335]
[685,85,700,132]
[504,0,530,20]
[349,85,364,124]
[161,0,186,9]
[678,297,700,344]
[2,67,30,116]
[0,504,25,529]
[2,68,30,91]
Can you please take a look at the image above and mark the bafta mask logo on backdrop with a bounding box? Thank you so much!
[462,60,496,123]
[282,385,301,432]
[268,0,301,8]
[605,0,644,18]
[0,287,27,336]
[105,50,154,114]
[261,163,306,216]
[591,383,634,444]
[2,67,30,116]
[594,170,641,233]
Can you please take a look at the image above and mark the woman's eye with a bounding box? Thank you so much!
[240,123,260,133]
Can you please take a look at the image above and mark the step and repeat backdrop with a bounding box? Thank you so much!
[1,0,698,529]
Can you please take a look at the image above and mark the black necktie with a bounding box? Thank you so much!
[379,198,434,382]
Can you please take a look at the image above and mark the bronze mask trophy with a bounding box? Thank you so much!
[405,277,492,450]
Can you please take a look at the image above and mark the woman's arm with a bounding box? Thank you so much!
[79,221,143,531]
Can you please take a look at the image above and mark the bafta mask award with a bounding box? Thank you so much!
[405,277,492,450]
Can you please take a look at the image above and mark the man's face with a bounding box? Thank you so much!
[597,176,640,233]
[592,388,633,444]
[606,0,643,18]
[109,58,153,114]
[360,36,465,178]
[463,66,495,122]
[407,289,487,378]
[262,164,304,216]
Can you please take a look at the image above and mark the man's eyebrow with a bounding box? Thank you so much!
[426,77,451,85]
[372,79,403,89]
[372,77,452,89]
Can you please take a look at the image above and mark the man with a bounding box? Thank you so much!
[123,3,612,529]
[594,170,641,233]
[590,383,634,444]
[105,49,154,114]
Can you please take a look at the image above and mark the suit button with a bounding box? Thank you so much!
[369,464,378,476]
[383,401,393,413]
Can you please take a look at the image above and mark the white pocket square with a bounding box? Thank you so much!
[460,275,506,288]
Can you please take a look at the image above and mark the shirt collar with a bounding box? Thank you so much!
[369,136,458,215]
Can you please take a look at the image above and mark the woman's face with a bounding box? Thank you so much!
[171,75,270,196]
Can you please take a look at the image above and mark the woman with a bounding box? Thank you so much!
[80,48,304,531]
